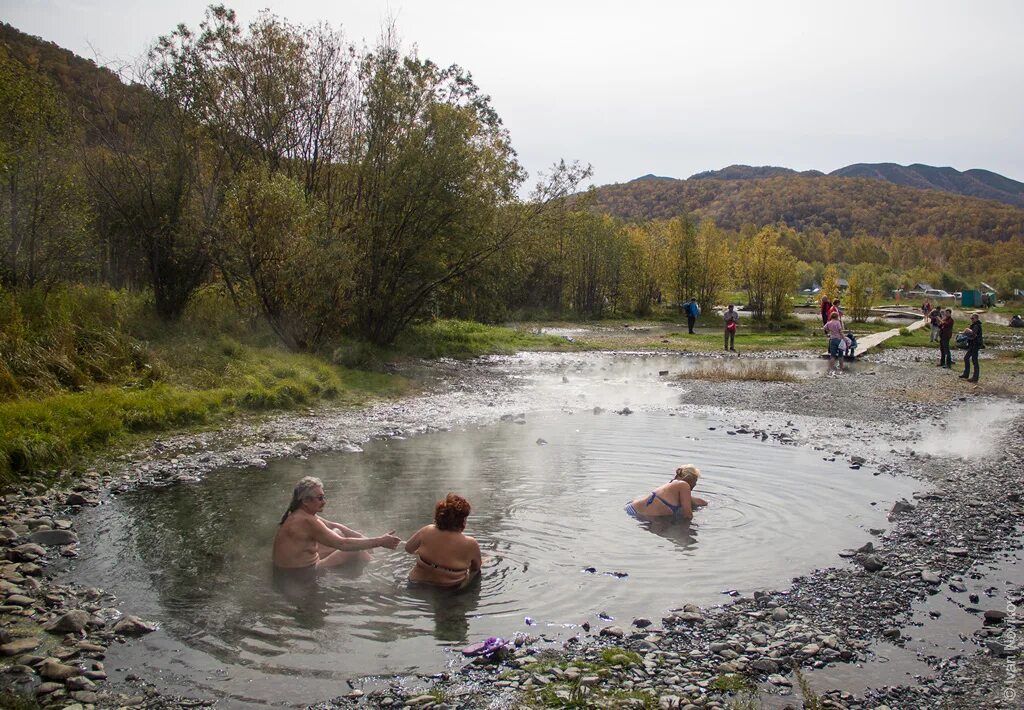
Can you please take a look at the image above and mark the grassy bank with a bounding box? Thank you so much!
[0,339,405,485]
[0,287,575,485]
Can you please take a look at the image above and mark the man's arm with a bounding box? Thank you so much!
[318,517,365,538]
[405,526,425,554]
[308,517,398,551]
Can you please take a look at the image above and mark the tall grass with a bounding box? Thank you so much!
[395,319,578,359]
[679,361,800,383]
[0,285,404,485]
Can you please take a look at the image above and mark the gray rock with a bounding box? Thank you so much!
[920,570,940,584]
[45,609,91,634]
[768,673,792,687]
[10,543,46,560]
[39,658,79,680]
[750,658,779,673]
[986,640,1012,656]
[113,615,158,636]
[65,676,96,691]
[890,499,915,515]
[1,637,41,656]
[983,609,1007,623]
[861,555,886,572]
[35,681,63,695]
[633,617,653,628]
[599,625,625,639]
[28,529,78,546]
[771,607,790,622]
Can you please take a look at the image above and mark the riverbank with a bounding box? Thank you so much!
[1,333,1023,709]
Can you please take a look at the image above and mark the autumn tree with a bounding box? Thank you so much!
[622,224,663,315]
[218,166,349,350]
[844,263,878,322]
[738,226,800,320]
[690,220,731,313]
[666,214,698,305]
[821,265,840,304]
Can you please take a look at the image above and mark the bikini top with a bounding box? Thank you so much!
[646,491,682,514]
[417,555,469,575]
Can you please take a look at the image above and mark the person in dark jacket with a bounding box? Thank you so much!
[820,296,831,325]
[958,313,983,382]
[938,309,954,369]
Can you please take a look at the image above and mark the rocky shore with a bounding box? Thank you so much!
[2,344,1022,709]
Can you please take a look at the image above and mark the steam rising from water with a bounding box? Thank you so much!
[909,402,1024,459]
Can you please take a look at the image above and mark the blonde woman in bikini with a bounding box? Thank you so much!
[406,493,482,588]
[626,464,708,520]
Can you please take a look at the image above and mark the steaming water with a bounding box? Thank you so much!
[65,363,915,707]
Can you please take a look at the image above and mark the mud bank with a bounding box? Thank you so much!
[1,346,1022,709]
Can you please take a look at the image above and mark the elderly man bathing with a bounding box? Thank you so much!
[273,476,400,573]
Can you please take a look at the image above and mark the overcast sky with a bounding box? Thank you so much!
[5,0,1023,187]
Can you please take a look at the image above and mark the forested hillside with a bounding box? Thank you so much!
[585,175,1024,242]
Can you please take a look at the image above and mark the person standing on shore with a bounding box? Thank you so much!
[823,312,845,376]
[958,313,983,383]
[685,298,700,334]
[820,296,831,325]
[938,309,954,369]
[828,298,843,327]
[723,305,738,352]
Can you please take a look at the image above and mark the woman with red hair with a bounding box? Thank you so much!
[406,493,482,588]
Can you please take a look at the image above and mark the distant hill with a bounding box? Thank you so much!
[830,163,1024,208]
[633,173,677,182]
[689,165,825,180]
[585,175,1024,242]
[0,22,146,141]
[676,162,1024,208]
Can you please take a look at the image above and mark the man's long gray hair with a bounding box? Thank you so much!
[280,476,323,525]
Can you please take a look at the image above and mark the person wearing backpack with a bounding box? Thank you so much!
[685,298,700,334]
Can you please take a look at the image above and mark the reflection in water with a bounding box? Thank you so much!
[637,517,698,550]
[407,576,482,641]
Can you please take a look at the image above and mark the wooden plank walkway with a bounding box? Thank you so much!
[854,313,929,356]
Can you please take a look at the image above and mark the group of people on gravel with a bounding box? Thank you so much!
[922,302,984,381]
[273,465,707,588]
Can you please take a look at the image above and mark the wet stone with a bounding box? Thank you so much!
[39,658,79,680]
[45,609,91,634]
[28,529,78,547]
[0,637,41,656]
